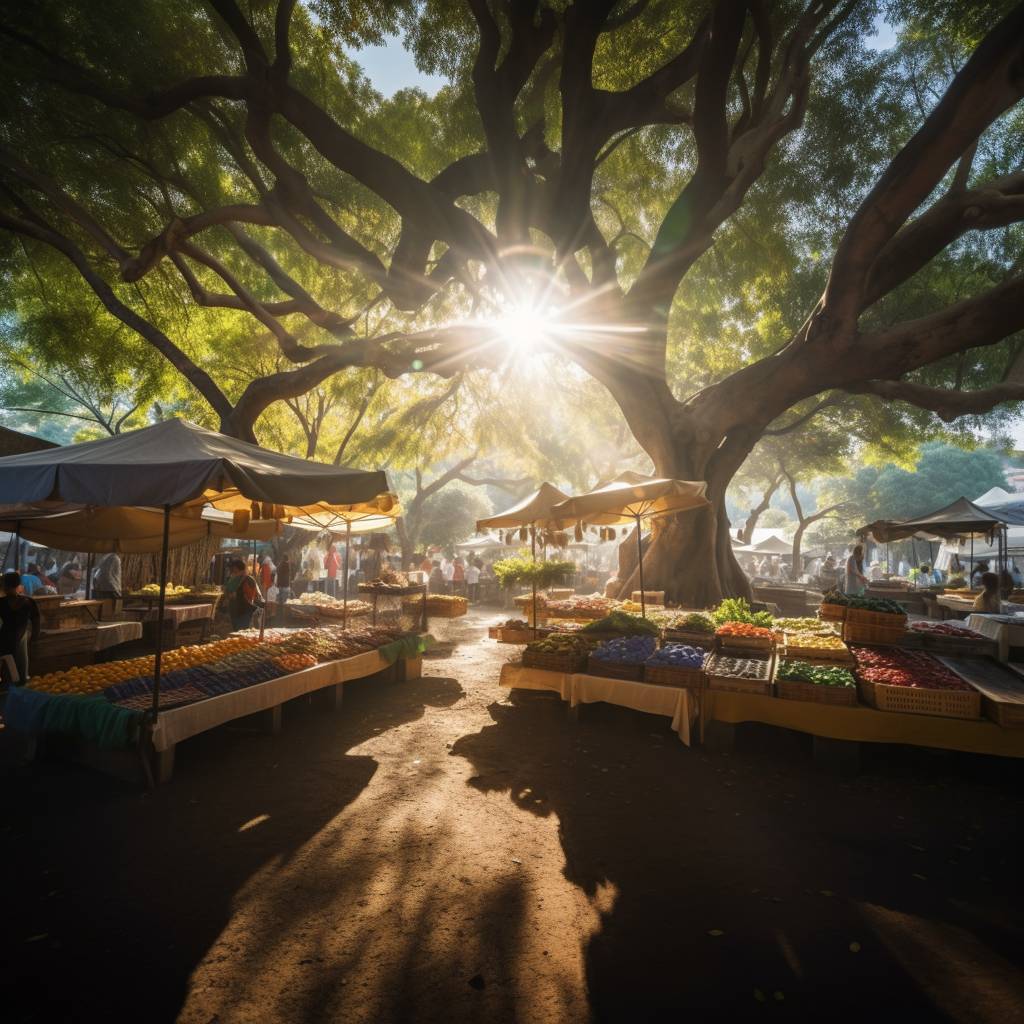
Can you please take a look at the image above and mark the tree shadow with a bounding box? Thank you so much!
[2,671,464,1024]
[450,694,1024,1022]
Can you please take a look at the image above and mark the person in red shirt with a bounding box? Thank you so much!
[452,557,466,595]
[324,543,341,597]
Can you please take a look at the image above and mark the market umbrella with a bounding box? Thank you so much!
[476,483,575,629]
[0,419,391,724]
[550,472,709,617]
[750,534,792,556]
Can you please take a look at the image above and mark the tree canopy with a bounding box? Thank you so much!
[1,0,1022,602]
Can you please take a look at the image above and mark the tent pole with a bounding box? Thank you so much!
[85,552,94,600]
[970,534,974,583]
[13,521,21,573]
[531,526,538,634]
[636,514,646,618]
[343,521,351,627]
[151,504,171,723]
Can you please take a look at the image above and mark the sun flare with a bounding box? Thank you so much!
[494,302,556,349]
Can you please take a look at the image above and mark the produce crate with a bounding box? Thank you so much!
[819,602,847,621]
[775,677,858,706]
[425,601,468,619]
[586,656,645,681]
[716,634,774,652]
[487,625,501,640]
[781,635,854,664]
[522,649,588,673]
[706,654,774,695]
[845,608,907,628]
[842,621,910,647]
[643,663,705,690]
[935,657,1024,728]
[662,629,718,651]
[856,676,981,720]
[498,628,535,644]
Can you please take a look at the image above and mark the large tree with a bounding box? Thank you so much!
[1,0,1023,604]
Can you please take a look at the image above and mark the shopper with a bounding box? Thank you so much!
[93,551,122,599]
[324,543,341,597]
[224,557,263,631]
[1,570,40,684]
[452,557,466,595]
[465,560,481,601]
[19,565,45,596]
[844,545,868,596]
[973,572,1001,614]
[259,555,276,592]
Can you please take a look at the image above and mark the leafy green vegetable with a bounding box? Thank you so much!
[492,558,576,589]
[580,610,660,636]
[711,598,773,628]
[777,660,855,687]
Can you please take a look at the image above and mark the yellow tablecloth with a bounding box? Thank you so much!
[499,665,1024,758]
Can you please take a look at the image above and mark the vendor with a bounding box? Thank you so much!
[224,557,263,631]
[971,561,990,587]
[845,545,868,595]
[93,551,122,600]
[973,572,1001,614]
[1,570,40,684]
[57,559,81,596]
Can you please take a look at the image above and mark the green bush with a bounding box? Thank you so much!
[492,556,576,589]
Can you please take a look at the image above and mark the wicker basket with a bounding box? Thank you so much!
[716,634,774,652]
[425,601,468,619]
[522,649,588,673]
[586,656,645,681]
[663,629,718,651]
[498,628,535,644]
[842,621,909,646]
[775,677,858,706]
[707,653,774,695]
[856,676,980,720]
[643,663,705,689]
[845,608,907,627]
[819,602,847,621]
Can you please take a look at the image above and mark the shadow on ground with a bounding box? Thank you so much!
[2,671,463,1024]
[451,691,1024,1023]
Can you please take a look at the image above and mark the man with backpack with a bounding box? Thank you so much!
[224,557,264,632]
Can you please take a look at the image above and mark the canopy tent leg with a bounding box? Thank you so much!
[150,504,171,723]
[636,513,646,618]
[531,526,538,635]
[342,520,351,628]
[85,551,94,600]
[970,535,974,580]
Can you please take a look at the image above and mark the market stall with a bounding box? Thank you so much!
[0,418,400,780]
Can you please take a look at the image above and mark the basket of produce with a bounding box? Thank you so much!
[851,646,981,719]
[491,619,535,643]
[587,635,657,681]
[781,631,853,664]
[772,617,840,637]
[715,622,774,651]
[775,660,858,705]
[660,611,720,650]
[580,610,661,638]
[522,634,594,673]
[128,583,195,603]
[545,596,610,620]
[842,621,910,646]
[424,595,468,618]
[819,602,847,621]
[909,621,997,658]
[706,653,774,695]
[287,593,372,619]
[644,643,707,689]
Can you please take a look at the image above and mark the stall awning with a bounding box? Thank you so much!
[860,497,1008,542]
[476,482,573,530]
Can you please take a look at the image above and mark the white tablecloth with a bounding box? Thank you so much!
[93,621,143,651]
[123,602,214,625]
[966,614,1024,661]
[150,648,389,751]
[499,663,694,744]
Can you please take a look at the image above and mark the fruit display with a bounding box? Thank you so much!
[646,643,705,669]
[615,600,645,614]
[772,617,838,635]
[287,591,371,614]
[545,596,611,618]
[132,583,192,597]
[580,610,660,636]
[708,655,772,680]
[777,660,855,688]
[710,598,773,628]
[822,590,905,615]
[423,594,469,616]
[273,653,318,673]
[716,622,774,641]
[909,621,986,639]
[501,618,532,630]
[850,646,972,691]
[781,631,851,658]
[590,635,657,664]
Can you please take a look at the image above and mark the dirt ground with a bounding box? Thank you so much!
[3,611,1024,1023]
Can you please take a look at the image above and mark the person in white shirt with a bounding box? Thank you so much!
[465,561,481,600]
[441,558,455,594]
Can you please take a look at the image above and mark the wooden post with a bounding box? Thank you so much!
[150,505,171,723]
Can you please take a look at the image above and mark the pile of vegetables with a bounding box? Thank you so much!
[910,622,985,639]
[525,634,595,656]
[772,616,836,634]
[716,622,774,639]
[822,590,905,615]
[591,635,658,664]
[851,646,972,691]
[777,660,855,688]
[581,610,660,636]
[710,597,773,628]
[647,643,705,669]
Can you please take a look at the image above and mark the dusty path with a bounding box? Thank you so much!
[4,612,1024,1023]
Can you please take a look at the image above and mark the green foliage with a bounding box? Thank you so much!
[580,611,660,637]
[491,556,575,589]
[710,598,774,628]
[416,481,492,551]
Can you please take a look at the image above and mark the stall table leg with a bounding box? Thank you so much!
[318,682,344,711]
[154,744,175,785]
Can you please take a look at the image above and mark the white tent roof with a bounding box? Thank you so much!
[975,486,1015,507]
